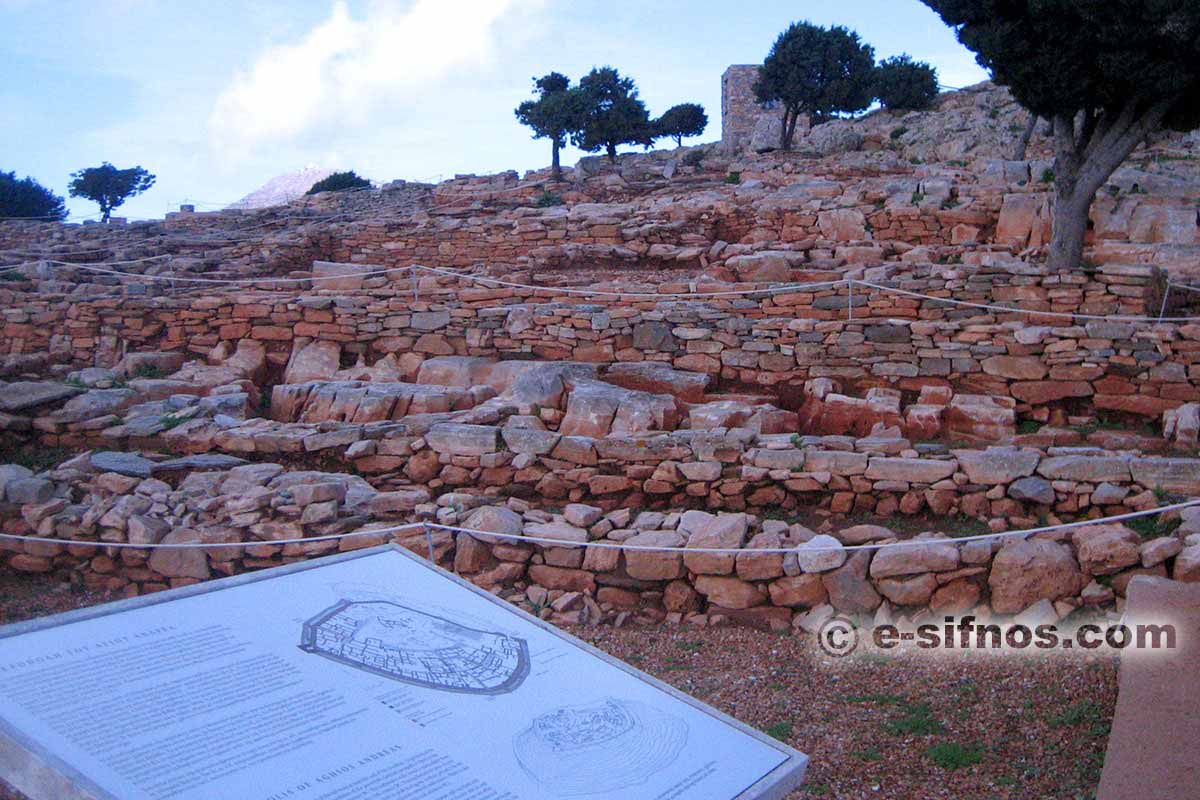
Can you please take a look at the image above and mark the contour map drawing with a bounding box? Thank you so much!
[299,599,530,694]
[513,697,689,795]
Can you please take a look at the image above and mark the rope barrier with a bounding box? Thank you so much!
[1,498,1196,553]
[7,259,1200,323]
[852,279,1200,323]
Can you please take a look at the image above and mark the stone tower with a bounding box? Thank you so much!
[721,65,778,153]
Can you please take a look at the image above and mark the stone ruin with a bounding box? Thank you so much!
[1,80,1199,633]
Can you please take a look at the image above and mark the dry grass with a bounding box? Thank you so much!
[0,574,1116,800]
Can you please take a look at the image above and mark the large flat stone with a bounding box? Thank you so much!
[953,447,1040,485]
[90,452,156,478]
[864,457,957,483]
[426,423,499,456]
[0,381,82,413]
[1037,455,1132,483]
[602,362,710,403]
[1130,458,1200,495]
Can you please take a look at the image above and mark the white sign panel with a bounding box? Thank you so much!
[0,546,807,800]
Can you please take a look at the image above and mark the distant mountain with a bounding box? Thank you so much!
[226,166,337,210]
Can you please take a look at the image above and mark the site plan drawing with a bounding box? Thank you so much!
[299,598,531,694]
[514,697,689,795]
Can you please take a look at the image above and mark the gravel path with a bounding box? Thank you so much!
[0,574,1116,799]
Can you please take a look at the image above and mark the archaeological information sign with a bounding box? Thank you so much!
[0,545,807,800]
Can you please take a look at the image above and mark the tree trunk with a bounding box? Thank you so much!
[780,109,798,151]
[551,141,561,182]
[606,143,616,162]
[1049,171,1092,269]
[1046,103,1170,270]
[1011,113,1038,161]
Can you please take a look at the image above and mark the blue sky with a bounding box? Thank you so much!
[1,0,988,220]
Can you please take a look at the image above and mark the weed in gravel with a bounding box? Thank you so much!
[676,641,703,652]
[1051,699,1105,729]
[885,702,946,736]
[765,721,793,741]
[802,781,830,796]
[851,748,883,761]
[928,741,983,769]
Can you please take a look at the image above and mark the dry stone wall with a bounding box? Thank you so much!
[2,454,1198,630]
[3,261,1194,420]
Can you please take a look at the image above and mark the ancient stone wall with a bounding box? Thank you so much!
[3,260,1193,420]
[2,457,1196,628]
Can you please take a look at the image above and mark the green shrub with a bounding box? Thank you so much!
[890,125,909,140]
[535,190,565,207]
[875,55,939,111]
[1,170,66,221]
[1040,168,1056,183]
[927,742,983,770]
[764,721,793,741]
[306,171,372,195]
[724,171,742,184]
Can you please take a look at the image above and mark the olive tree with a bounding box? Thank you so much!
[654,103,708,147]
[921,0,1200,269]
[572,67,653,162]
[68,162,155,222]
[754,21,877,150]
[515,72,582,181]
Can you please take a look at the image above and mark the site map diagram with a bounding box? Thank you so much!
[300,599,531,694]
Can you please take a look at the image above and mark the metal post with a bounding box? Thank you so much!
[411,265,420,303]
[847,280,854,321]
[424,521,435,562]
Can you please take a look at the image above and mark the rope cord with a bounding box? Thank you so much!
[6,260,1200,323]
[2,498,1195,552]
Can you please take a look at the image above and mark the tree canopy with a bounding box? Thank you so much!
[571,66,653,162]
[515,72,583,180]
[68,163,155,222]
[875,55,939,112]
[921,0,1200,268]
[0,171,66,221]
[754,21,877,149]
[307,171,371,195]
[654,103,709,147]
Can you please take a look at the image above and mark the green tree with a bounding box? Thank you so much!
[572,66,653,162]
[921,1,1200,269]
[875,55,939,111]
[306,171,372,194]
[654,103,709,147]
[0,171,66,221]
[754,21,877,150]
[68,162,155,222]
[515,72,583,181]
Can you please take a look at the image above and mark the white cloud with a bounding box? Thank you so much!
[208,0,538,162]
